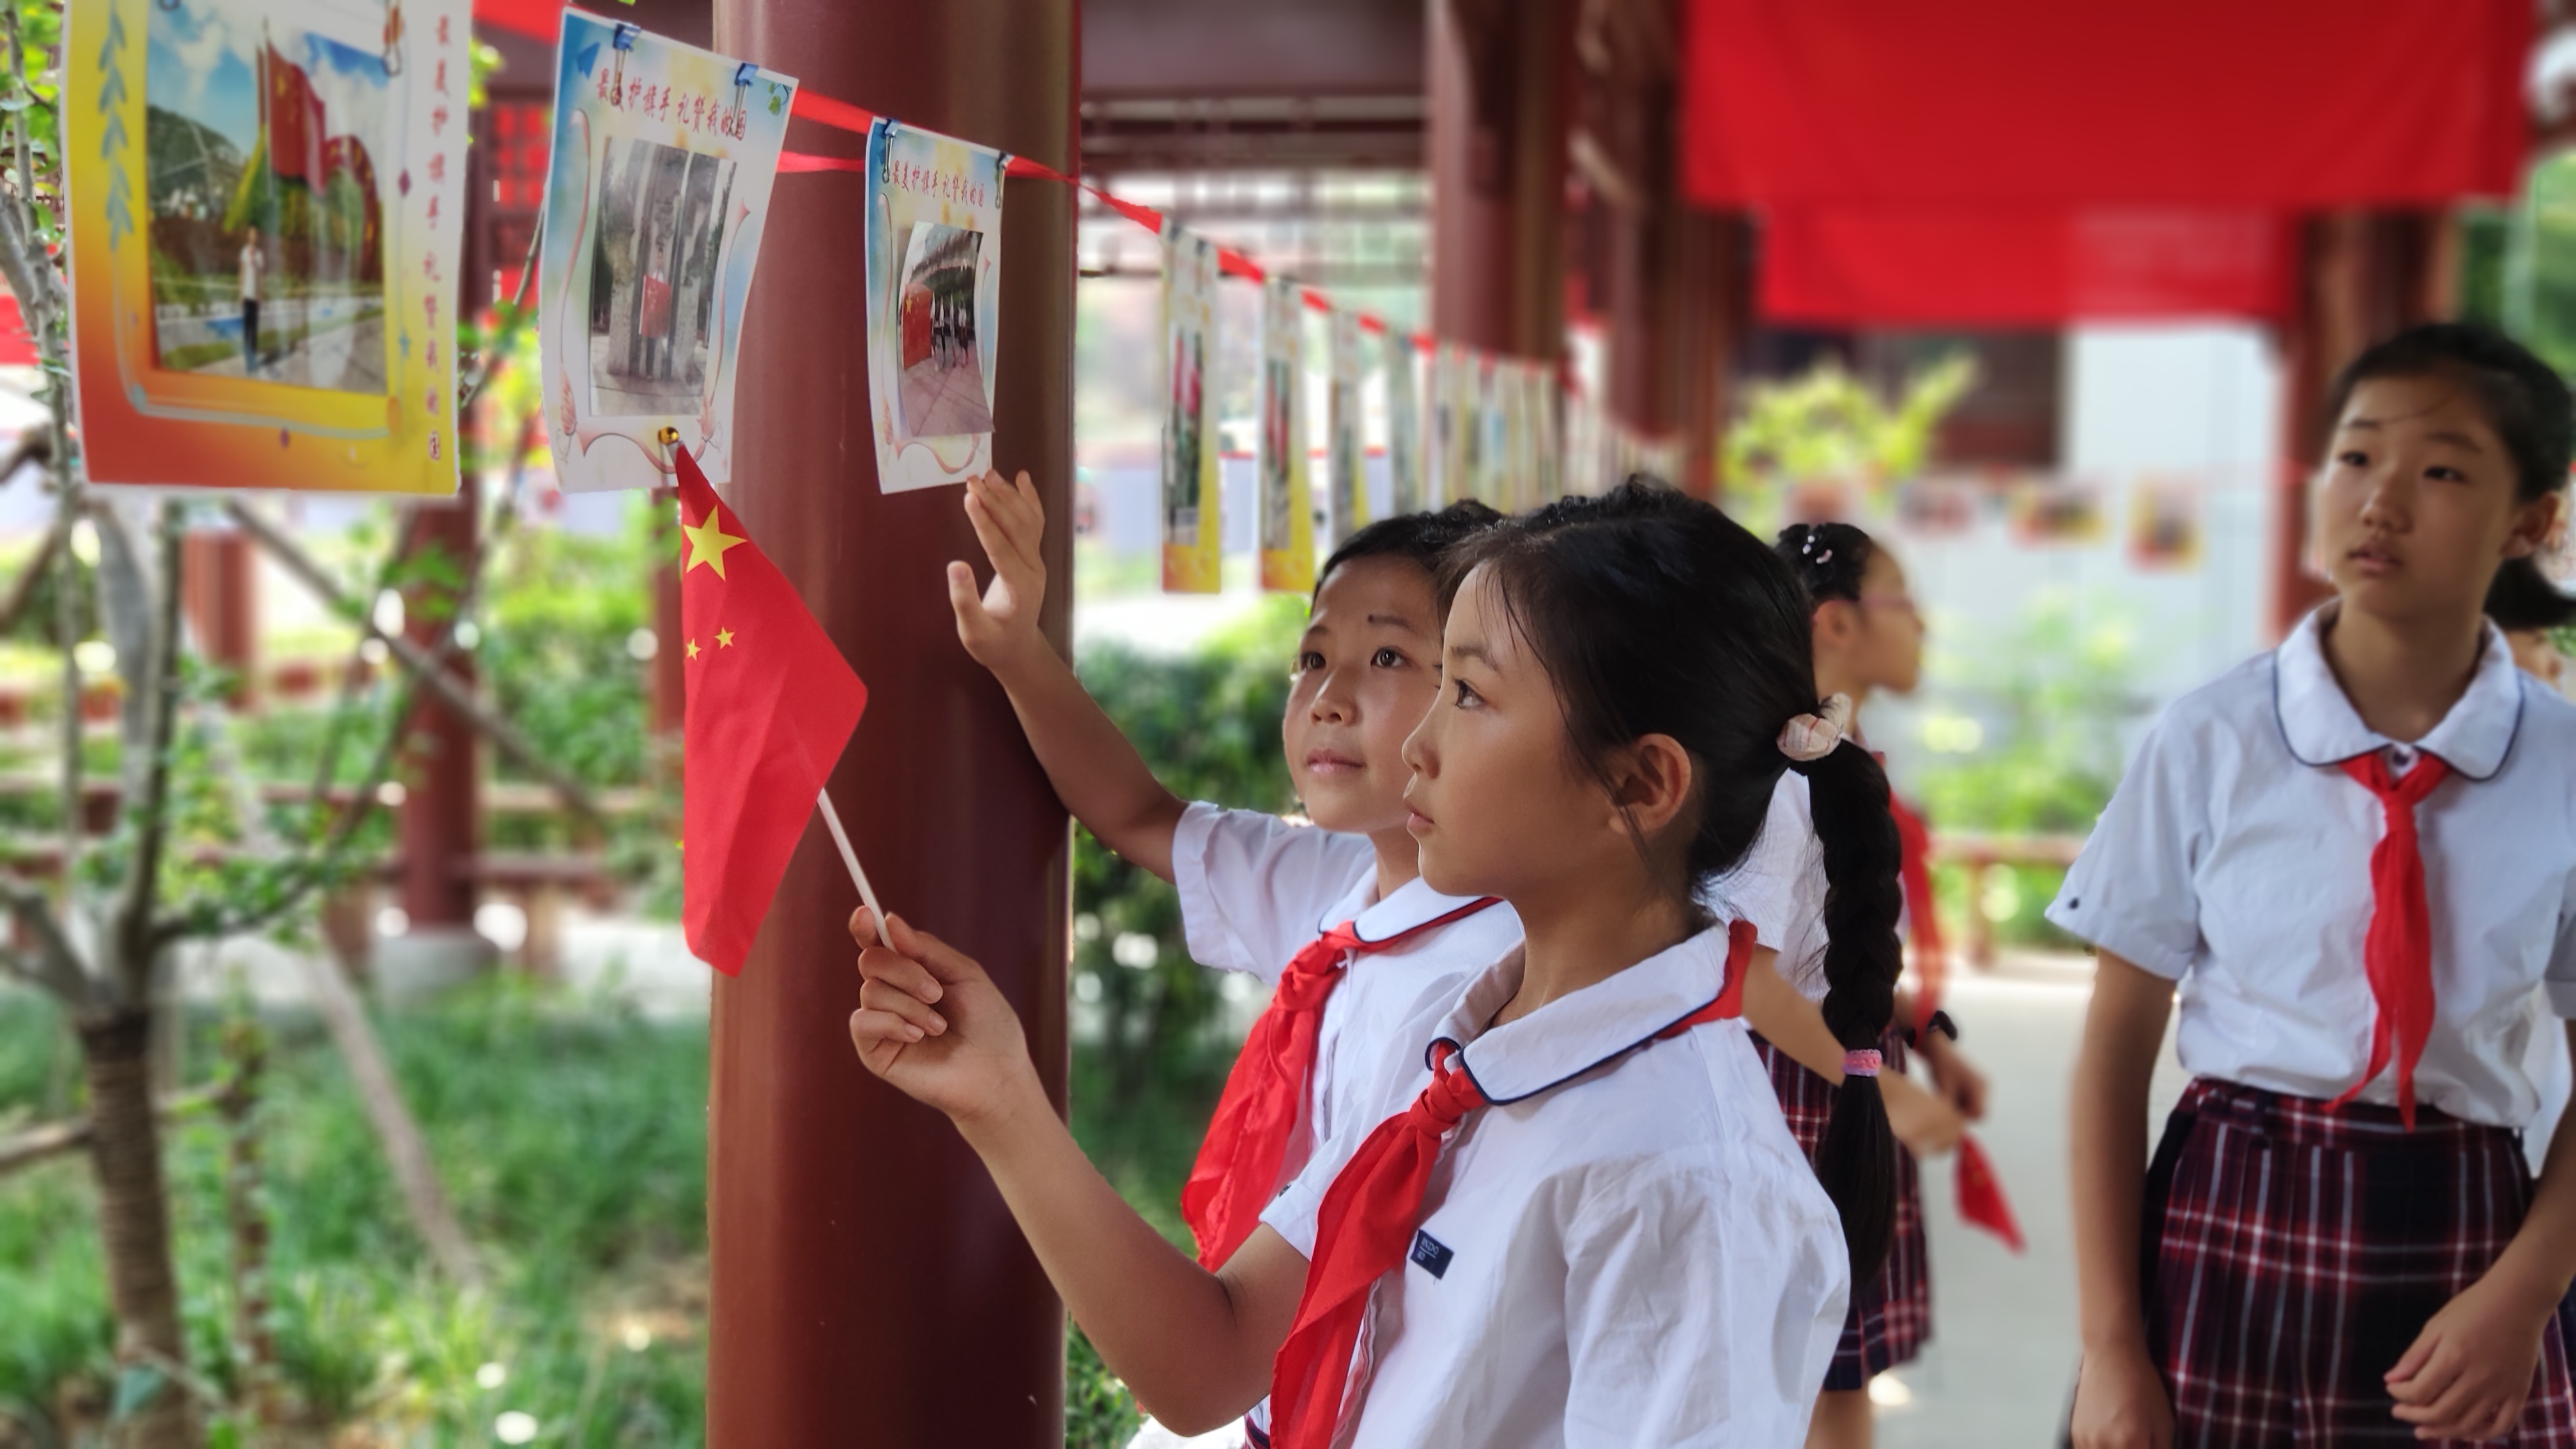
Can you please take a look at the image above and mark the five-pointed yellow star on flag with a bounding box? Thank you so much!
[682,509,749,580]
[686,638,701,660]
[717,627,736,648]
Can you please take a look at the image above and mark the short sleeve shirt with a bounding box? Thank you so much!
[1701,773,1831,1000]
[2046,607,2576,1128]
[1262,927,1848,1448]
[1170,801,1524,1196]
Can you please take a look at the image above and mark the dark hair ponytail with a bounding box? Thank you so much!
[1787,739,1904,1280]
[2328,323,2576,632]
[1439,476,1906,1282]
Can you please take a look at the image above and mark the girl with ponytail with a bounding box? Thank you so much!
[1752,520,1994,1448]
[843,479,1904,1445]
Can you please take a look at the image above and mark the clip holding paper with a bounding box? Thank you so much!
[733,61,760,90]
[611,22,640,50]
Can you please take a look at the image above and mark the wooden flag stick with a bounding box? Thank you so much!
[816,788,893,947]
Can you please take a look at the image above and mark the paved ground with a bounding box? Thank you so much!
[898,342,993,437]
[160,300,386,394]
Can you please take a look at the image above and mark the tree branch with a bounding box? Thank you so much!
[0,1087,222,1181]
[224,501,606,825]
[111,507,185,1004]
[0,876,96,1009]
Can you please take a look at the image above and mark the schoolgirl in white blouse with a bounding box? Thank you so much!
[2063,323,2576,1448]
[847,482,1911,1446]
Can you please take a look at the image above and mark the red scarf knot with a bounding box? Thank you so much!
[1180,899,1500,1269]
[2331,751,2452,1129]
[1267,1044,1485,1449]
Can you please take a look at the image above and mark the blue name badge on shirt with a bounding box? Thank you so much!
[1408,1229,1453,1280]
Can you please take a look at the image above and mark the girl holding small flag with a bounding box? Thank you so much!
[848,481,1907,1445]
[2063,323,2576,1448]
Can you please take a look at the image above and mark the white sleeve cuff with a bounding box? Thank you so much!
[2043,898,2193,981]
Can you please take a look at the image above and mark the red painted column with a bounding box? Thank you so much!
[394,473,483,946]
[1428,0,1573,358]
[705,0,1075,1444]
[179,529,258,708]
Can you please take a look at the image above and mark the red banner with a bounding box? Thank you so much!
[1683,0,2529,210]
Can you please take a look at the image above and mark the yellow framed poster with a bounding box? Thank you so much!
[68,0,469,493]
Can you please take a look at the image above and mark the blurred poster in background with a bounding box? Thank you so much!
[1159,223,1219,594]
[1325,305,1365,548]
[540,13,796,494]
[68,0,468,493]
[1256,276,1314,593]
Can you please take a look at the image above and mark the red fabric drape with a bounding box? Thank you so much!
[1682,1,2529,210]
[1760,207,2296,326]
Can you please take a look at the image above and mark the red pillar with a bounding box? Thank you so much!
[705,1,1075,1445]
[395,473,483,946]
[1428,0,1574,358]
[2269,211,2448,638]
[179,528,258,708]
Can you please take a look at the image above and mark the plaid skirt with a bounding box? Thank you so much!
[1752,1027,1929,1391]
[2141,1078,2576,1446]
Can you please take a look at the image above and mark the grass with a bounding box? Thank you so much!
[0,978,711,1446]
[0,976,1232,1446]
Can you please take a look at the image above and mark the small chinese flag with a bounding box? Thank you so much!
[676,448,869,974]
[1954,1132,2025,1253]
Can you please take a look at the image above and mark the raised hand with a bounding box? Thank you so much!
[946,469,1048,673]
[847,907,1045,1131]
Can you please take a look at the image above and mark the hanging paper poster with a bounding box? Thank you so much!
[1532,362,1560,504]
[540,15,795,494]
[1430,343,1460,509]
[1257,277,1315,593]
[1159,223,1219,594]
[1476,352,1503,507]
[66,0,468,493]
[2009,479,2106,545]
[864,118,1006,493]
[1325,306,1365,547]
[2127,476,2202,570]
[1384,329,1423,516]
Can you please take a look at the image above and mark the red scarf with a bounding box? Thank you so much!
[1266,920,1754,1449]
[1181,897,1500,1268]
[2330,751,2452,1128]
[1886,793,1945,1031]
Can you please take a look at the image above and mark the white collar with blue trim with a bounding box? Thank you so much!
[1429,923,1735,1107]
[2274,603,2524,781]
[1319,873,1501,946]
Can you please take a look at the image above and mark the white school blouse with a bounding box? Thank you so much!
[2044,607,2576,1129]
[1701,774,1831,1001]
[1261,926,1849,1448]
[1170,801,1528,1202]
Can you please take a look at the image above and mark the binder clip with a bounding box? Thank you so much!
[610,22,638,104]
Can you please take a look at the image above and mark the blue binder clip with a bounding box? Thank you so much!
[734,61,759,89]
[611,22,640,50]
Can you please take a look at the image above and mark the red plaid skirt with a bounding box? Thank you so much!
[1752,1027,1929,1390]
[2142,1078,2576,1446]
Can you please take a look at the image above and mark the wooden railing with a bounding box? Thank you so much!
[1926,831,2089,967]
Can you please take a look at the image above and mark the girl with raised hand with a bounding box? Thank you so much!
[947,471,1516,1443]
[2063,323,2576,1448]
[856,480,1908,1446]
[1756,520,1993,1448]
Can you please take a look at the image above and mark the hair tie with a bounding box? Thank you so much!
[1843,1049,1882,1078]
[1777,692,1854,763]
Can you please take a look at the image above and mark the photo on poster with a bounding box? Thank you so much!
[2010,479,2106,546]
[70,0,470,493]
[144,2,388,392]
[896,222,993,438]
[1160,224,1220,594]
[865,118,1006,494]
[585,139,736,417]
[540,13,795,493]
[1257,276,1315,593]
